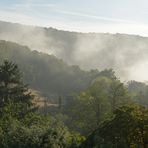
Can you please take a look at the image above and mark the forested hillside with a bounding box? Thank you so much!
[0,21,148,80]
[0,0,148,146]
[0,60,147,148]
[0,40,98,98]
[0,21,148,148]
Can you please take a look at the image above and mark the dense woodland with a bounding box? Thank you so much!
[0,39,147,147]
[0,40,98,97]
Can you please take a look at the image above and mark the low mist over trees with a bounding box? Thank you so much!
[0,60,147,148]
[1,21,148,81]
[0,37,148,148]
[0,60,84,148]
[63,74,130,135]
[0,40,98,97]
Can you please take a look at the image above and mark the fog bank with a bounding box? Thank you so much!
[0,21,148,81]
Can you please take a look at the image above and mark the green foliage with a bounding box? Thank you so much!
[109,79,130,111]
[128,80,148,107]
[0,40,98,97]
[0,56,147,148]
[0,110,85,148]
[0,115,61,148]
[68,132,85,148]
[0,61,85,148]
[0,60,34,118]
[64,76,130,135]
[98,69,117,80]
[82,104,148,148]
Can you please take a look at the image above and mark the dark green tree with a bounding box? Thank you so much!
[109,80,130,111]
[98,105,148,148]
[81,104,148,148]
[65,76,130,135]
[0,60,34,118]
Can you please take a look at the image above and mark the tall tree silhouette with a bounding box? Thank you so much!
[0,60,34,117]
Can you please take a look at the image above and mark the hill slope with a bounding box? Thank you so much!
[0,40,98,98]
[0,21,148,81]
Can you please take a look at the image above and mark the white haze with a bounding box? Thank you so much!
[74,34,148,82]
[0,21,148,82]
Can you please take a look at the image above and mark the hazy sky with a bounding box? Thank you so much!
[0,0,148,35]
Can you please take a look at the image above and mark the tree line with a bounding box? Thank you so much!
[0,60,147,148]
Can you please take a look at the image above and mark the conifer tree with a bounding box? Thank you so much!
[0,60,34,117]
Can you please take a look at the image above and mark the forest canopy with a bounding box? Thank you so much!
[0,40,148,148]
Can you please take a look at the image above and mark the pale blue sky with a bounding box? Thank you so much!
[0,0,148,35]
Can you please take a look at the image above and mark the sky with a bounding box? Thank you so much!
[0,0,148,36]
